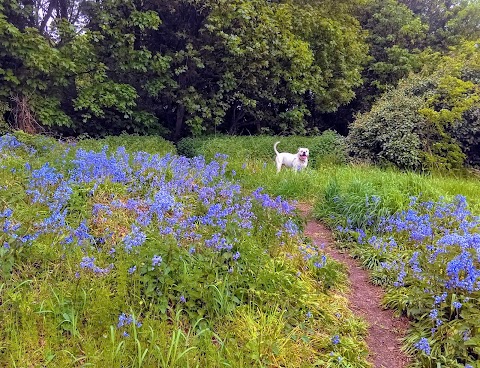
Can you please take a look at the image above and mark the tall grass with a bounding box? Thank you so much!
[183,134,479,213]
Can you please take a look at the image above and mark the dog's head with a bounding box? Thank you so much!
[297,147,309,161]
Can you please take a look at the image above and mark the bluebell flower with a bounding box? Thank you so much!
[414,337,431,355]
[1,208,13,218]
[434,293,447,305]
[80,256,113,275]
[284,220,299,236]
[152,255,162,267]
[117,313,133,328]
[123,225,146,252]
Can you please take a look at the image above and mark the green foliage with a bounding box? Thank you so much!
[287,1,369,114]
[175,136,204,158]
[347,76,429,170]
[348,41,480,171]
[0,0,371,138]
[399,0,480,48]
[446,2,480,43]
[315,179,394,231]
[357,0,426,94]
[0,8,74,128]
[0,100,9,133]
[177,131,348,167]
[454,107,480,167]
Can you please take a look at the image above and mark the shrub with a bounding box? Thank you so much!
[347,80,428,170]
[176,136,202,158]
[347,41,480,171]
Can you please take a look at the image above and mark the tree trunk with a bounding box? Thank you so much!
[228,107,245,135]
[174,103,185,141]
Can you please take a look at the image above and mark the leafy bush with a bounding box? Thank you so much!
[347,82,428,170]
[347,41,480,171]
[175,136,205,158]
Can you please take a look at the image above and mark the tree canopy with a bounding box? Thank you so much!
[0,0,479,148]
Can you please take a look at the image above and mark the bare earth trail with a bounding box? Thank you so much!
[298,204,411,368]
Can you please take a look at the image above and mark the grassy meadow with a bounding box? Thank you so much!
[1,131,479,367]
[0,132,367,367]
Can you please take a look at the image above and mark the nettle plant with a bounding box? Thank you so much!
[0,133,336,323]
[339,195,480,367]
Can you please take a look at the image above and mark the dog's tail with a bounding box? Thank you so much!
[274,141,281,155]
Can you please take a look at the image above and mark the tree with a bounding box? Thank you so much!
[0,1,75,131]
[317,0,427,134]
[398,0,477,48]
[1,0,370,138]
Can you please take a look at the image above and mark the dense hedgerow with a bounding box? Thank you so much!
[0,133,369,367]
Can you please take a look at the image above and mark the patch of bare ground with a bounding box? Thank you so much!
[297,203,411,368]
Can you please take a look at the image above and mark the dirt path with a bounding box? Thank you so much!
[298,204,411,368]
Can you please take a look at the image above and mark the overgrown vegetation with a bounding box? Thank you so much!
[173,134,480,367]
[321,192,480,367]
[2,132,480,367]
[0,133,369,367]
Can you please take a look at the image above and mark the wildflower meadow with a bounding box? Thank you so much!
[0,133,368,367]
[2,131,480,367]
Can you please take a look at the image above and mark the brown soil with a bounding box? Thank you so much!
[298,203,411,368]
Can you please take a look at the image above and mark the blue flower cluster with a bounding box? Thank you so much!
[376,196,480,294]
[0,136,300,282]
[117,312,142,337]
[414,337,431,355]
[342,194,480,365]
[0,134,36,156]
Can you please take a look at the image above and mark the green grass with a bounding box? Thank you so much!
[2,132,479,368]
[187,134,479,214]
[0,132,370,368]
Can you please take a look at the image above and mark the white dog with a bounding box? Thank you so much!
[274,141,309,173]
